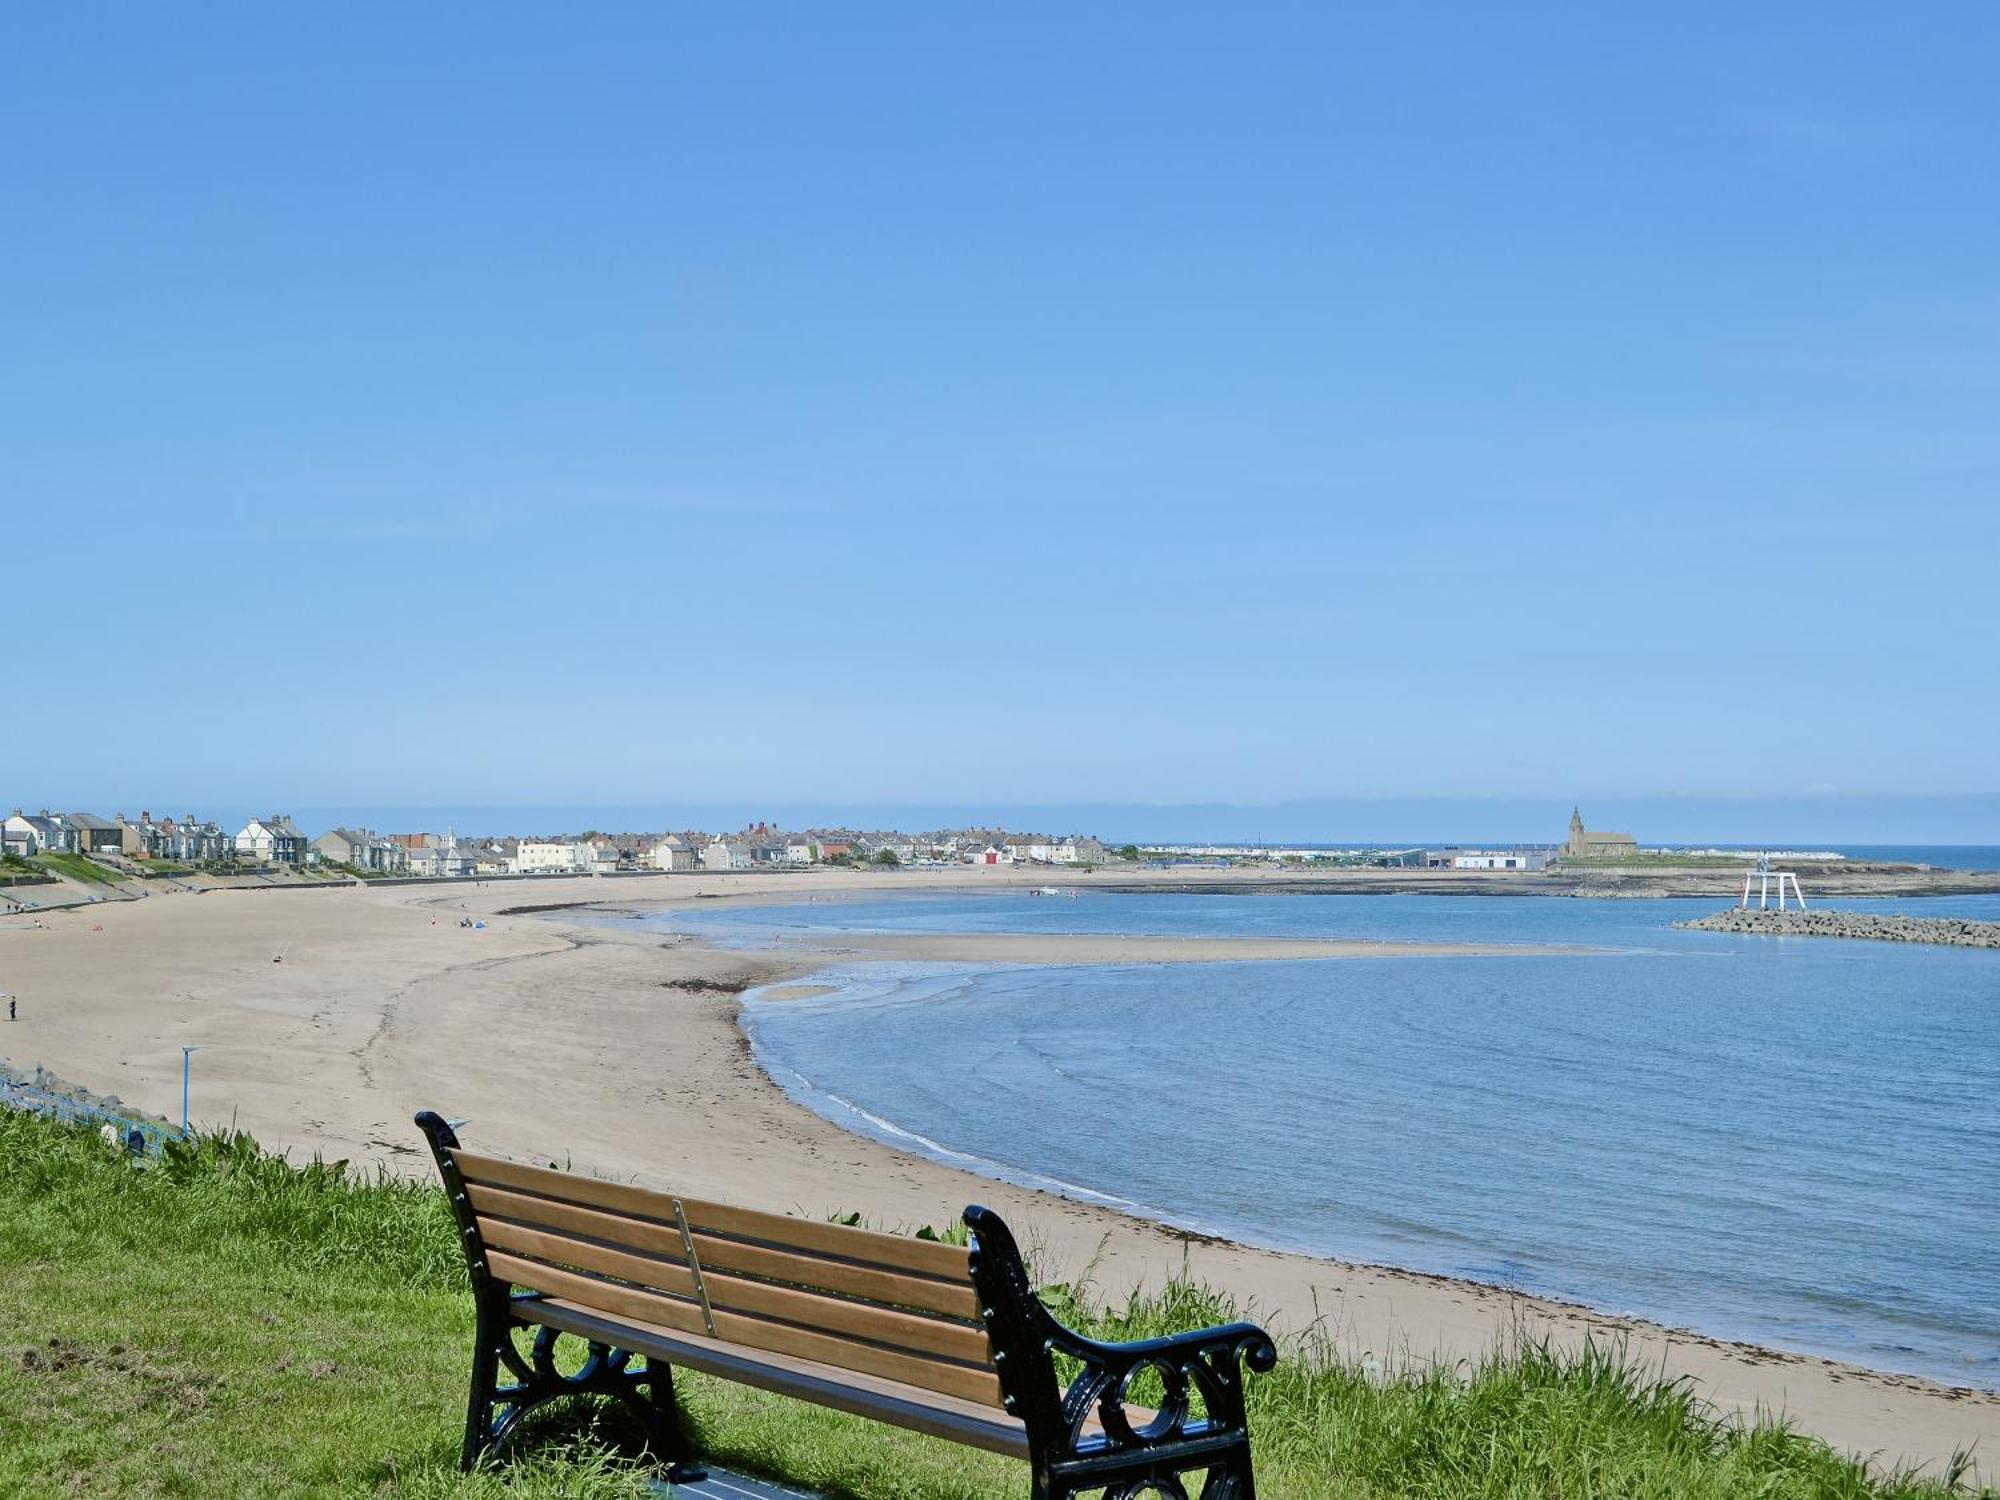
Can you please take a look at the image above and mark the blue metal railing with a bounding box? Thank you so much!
[0,1079,176,1156]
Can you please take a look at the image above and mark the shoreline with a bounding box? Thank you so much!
[3,868,1994,1477]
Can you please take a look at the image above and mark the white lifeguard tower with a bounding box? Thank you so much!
[1740,853,1806,910]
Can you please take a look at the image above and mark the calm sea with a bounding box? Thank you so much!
[642,888,2000,1387]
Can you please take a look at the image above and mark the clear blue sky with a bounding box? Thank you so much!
[6,7,1997,831]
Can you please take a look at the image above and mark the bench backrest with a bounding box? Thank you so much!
[447,1148,1003,1408]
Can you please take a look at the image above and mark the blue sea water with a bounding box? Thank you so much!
[649,890,2000,1386]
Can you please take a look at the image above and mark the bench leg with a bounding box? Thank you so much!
[460,1296,508,1469]
[644,1359,707,1484]
[463,1313,700,1478]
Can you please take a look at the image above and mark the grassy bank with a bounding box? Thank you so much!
[0,1108,1986,1499]
[30,851,123,885]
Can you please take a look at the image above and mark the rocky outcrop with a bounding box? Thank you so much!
[1675,908,2000,949]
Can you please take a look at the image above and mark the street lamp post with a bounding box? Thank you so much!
[181,1045,203,1136]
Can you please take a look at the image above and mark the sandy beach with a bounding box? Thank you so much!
[3,866,1994,1478]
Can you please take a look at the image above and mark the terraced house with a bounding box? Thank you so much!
[234,815,309,865]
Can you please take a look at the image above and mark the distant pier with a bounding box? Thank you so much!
[1676,908,2000,949]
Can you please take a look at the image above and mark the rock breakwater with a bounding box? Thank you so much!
[1675,909,2000,949]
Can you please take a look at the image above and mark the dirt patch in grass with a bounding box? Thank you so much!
[15,1335,222,1416]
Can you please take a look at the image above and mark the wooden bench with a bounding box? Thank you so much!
[416,1111,1275,1498]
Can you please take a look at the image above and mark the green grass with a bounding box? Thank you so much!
[0,1108,1986,1499]
[30,851,124,885]
[133,860,198,878]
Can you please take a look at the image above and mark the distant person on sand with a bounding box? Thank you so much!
[6,997,14,1021]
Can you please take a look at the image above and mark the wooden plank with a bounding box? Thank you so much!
[481,1218,702,1302]
[454,1150,684,1224]
[468,1181,979,1321]
[706,1307,1001,1408]
[481,1219,989,1367]
[689,1232,981,1322]
[487,1255,1002,1408]
[488,1252,712,1340]
[467,1182,692,1262]
[518,1298,1031,1459]
[678,1198,973,1282]
[452,1149,971,1280]
[700,1270,993,1366]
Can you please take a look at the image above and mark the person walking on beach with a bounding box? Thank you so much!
[6,997,14,1022]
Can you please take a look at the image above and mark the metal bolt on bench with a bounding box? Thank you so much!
[417,1110,1276,1499]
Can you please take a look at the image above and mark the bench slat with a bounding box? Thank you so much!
[489,1254,1005,1408]
[481,1217,703,1302]
[481,1217,992,1366]
[491,1251,711,1340]
[518,1297,1034,1460]
[467,1182,692,1263]
[689,1231,983,1323]
[465,1181,980,1322]
[451,1149,972,1280]
[681,1198,974,1282]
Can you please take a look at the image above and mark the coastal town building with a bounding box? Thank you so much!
[1564,809,1638,860]
[235,816,309,865]
[58,813,125,854]
[400,834,474,879]
[3,811,64,857]
[648,835,694,871]
[469,839,517,875]
[702,837,754,870]
[313,828,377,869]
[513,839,591,875]
[130,815,232,864]
[1424,847,1552,871]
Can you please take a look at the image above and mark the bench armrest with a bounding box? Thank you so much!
[964,1205,1276,1460]
[1039,1314,1277,1451]
[1053,1317,1278,1378]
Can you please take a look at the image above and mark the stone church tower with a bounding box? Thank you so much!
[1565,807,1637,859]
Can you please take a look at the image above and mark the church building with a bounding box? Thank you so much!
[1565,808,1638,859]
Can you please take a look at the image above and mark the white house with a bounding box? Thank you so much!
[236,816,309,865]
[4,811,63,857]
[967,845,1010,866]
[701,837,741,870]
[514,840,591,875]
[586,841,621,875]
[784,841,817,865]
[648,836,693,871]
